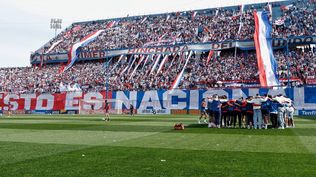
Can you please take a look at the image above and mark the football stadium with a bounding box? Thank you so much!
[0,0,316,176]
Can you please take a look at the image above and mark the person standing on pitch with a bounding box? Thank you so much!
[104,100,110,121]
[269,96,280,129]
[286,102,295,128]
[211,95,221,128]
[260,94,271,129]
[199,98,208,124]
[220,100,228,128]
[130,104,134,116]
[247,94,268,129]
[7,101,12,117]
[0,106,3,117]
[240,97,248,128]
[246,97,254,129]
[233,98,243,128]
[274,95,286,129]
[227,99,235,128]
[206,97,213,124]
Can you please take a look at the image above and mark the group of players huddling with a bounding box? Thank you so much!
[199,94,295,129]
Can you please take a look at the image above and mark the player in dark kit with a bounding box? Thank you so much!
[130,104,134,116]
[261,94,271,129]
[246,97,254,129]
[240,98,248,128]
[233,98,243,128]
[227,99,235,128]
[211,95,221,128]
[220,100,229,128]
[7,101,12,117]
[89,104,95,114]
[104,100,110,121]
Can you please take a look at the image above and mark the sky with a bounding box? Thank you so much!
[0,0,281,67]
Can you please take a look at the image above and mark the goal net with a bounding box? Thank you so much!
[79,99,123,115]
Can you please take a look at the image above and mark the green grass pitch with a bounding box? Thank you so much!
[0,114,315,177]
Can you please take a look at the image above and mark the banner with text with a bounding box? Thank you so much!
[31,36,316,64]
[2,87,316,112]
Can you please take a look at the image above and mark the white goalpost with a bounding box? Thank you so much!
[78,99,124,115]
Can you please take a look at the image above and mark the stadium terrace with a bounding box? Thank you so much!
[0,1,316,176]
[0,0,315,94]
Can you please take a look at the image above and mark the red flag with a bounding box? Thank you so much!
[59,65,65,74]
[206,50,214,64]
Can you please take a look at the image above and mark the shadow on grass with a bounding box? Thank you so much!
[167,124,316,136]
[0,123,171,133]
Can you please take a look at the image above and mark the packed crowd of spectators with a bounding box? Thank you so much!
[2,47,315,93]
[2,0,315,93]
[273,0,316,38]
[277,47,316,82]
[34,0,315,55]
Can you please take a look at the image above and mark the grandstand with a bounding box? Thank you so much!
[0,0,312,93]
[1,1,316,176]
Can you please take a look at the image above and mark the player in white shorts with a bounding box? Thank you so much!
[286,105,295,128]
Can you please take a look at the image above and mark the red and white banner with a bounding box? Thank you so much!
[0,91,112,111]
[254,11,279,87]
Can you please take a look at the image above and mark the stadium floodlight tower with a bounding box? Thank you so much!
[50,18,62,37]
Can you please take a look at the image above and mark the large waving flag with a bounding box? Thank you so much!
[170,51,193,90]
[63,30,104,72]
[254,11,279,87]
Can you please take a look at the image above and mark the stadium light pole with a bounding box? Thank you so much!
[50,18,62,37]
